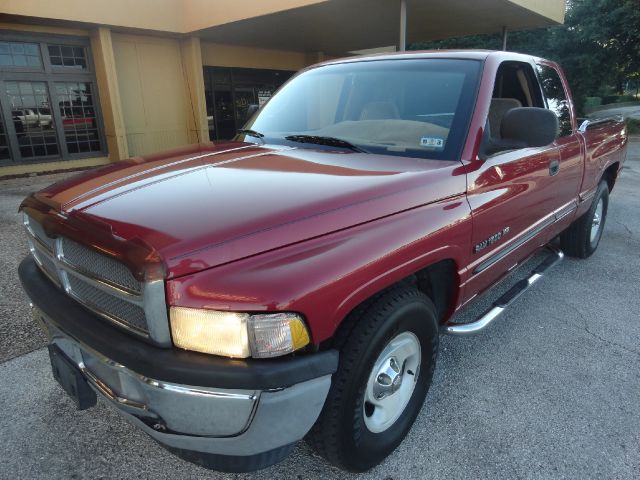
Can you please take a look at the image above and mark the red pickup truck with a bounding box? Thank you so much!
[19,51,627,473]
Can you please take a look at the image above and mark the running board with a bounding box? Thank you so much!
[444,245,564,336]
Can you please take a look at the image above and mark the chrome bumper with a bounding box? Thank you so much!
[34,306,331,460]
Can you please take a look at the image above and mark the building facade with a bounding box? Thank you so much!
[0,0,564,177]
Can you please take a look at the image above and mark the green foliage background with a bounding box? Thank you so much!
[409,0,640,114]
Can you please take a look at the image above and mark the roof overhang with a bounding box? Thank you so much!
[0,0,564,56]
[193,0,565,55]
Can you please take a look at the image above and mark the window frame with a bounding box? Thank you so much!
[492,60,545,109]
[0,31,107,166]
[244,58,483,162]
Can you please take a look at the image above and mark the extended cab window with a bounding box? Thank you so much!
[245,59,481,161]
[536,64,572,137]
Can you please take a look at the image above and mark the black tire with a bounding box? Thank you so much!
[560,181,609,258]
[306,285,438,472]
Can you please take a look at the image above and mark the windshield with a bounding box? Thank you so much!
[242,59,481,160]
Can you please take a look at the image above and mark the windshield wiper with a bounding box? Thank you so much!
[284,135,369,153]
[236,129,265,142]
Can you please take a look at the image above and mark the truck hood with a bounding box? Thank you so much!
[32,142,466,279]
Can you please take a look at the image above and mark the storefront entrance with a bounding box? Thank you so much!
[203,66,294,141]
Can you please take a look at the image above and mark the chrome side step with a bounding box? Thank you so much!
[444,245,564,336]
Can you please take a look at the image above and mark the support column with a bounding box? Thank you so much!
[305,51,326,65]
[399,0,407,51]
[90,27,129,161]
[180,36,209,144]
[502,26,508,51]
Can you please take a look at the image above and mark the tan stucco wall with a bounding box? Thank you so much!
[201,42,319,71]
[0,0,329,33]
[180,37,209,144]
[91,27,129,162]
[0,0,185,33]
[0,157,111,178]
[509,0,565,24]
[184,0,329,33]
[112,33,194,157]
[0,22,89,37]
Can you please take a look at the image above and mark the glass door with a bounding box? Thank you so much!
[203,66,295,141]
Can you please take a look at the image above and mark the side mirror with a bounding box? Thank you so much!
[501,107,558,148]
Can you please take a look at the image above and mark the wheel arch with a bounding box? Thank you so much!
[602,161,620,192]
[413,259,459,322]
[326,258,461,348]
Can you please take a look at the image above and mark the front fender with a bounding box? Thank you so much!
[167,195,472,343]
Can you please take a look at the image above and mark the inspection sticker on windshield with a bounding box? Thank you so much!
[420,137,445,149]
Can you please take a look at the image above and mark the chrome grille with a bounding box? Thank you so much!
[23,214,169,344]
[28,218,55,251]
[33,249,59,284]
[61,238,141,294]
[66,275,148,332]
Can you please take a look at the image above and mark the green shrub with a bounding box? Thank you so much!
[602,95,620,104]
[602,94,638,105]
[617,94,637,103]
[584,97,602,111]
[627,118,640,135]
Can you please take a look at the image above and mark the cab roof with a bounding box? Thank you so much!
[316,50,544,68]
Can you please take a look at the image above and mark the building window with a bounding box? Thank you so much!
[7,81,59,158]
[48,45,88,70]
[203,67,294,141]
[55,82,101,153]
[0,41,42,68]
[0,33,106,165]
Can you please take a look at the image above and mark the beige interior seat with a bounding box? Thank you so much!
[359,101,400,121]
[488,98,522,138]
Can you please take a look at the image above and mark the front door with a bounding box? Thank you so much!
[462,60,580,302]
[464,143,561,300]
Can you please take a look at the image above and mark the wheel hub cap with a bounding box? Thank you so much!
[363,331,421,433]
[590,198,604,243]
[373,357,403,400]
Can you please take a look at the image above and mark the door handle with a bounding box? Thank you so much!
[549,159,560,176]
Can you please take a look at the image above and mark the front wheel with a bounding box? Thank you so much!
[307,286,438,472]
[560,181,609,258]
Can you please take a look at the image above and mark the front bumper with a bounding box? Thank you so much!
[20,257,338,472]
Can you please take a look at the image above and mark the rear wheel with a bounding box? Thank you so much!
[560,181,609,258]
[307,285,438,472]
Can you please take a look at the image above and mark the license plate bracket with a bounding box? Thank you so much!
[48,344,97,410]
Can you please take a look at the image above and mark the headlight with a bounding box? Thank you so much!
[170,307,310,358]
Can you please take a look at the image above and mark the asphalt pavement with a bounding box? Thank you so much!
[588,104,640,120]
[1,142,639,479]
